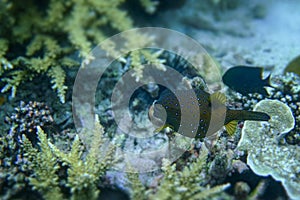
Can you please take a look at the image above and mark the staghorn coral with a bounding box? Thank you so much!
[238,99,299,200]
[0,0,163,103]
[128,146,231,200]
[21,116,116,200]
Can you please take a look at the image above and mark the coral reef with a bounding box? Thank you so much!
[1,115,116,199]
[1,101,54,199]
[22,127,63,200]
[4,101,54,145]
[121,49,166,82]
[230,72,300,145]
[0,134,28,200]
[238,99,299,200]
[128,146,231,200]
[225,72,300,199]
[22,117,116,200]
[0,0,162,102]
[1,1,299,199]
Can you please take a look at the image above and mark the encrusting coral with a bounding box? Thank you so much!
[238,99,299,200]
[0,0,163,103]
[230,72,300,145]
[226,71,300,199]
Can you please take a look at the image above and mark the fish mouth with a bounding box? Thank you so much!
[148,103,167,128]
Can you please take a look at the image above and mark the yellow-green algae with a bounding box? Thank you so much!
[238,99,299,200]
[0,0,161,103]
[128,146,231,200]
[22,116,115,200]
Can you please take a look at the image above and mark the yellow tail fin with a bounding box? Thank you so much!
[225,120,238,136]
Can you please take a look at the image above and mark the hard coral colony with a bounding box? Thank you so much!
[1,1,300,200]
[229,70,300,199]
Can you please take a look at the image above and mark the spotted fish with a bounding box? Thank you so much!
[149,88,270,139]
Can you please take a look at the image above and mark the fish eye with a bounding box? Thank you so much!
[148,103,167,128]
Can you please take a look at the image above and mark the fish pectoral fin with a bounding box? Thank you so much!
[225,120,238,136]
[210,92,227,104]
[154,124,171,133]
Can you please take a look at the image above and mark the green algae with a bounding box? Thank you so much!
[22,117,115,200]
[0,0,162,103]
[128,145,231,200]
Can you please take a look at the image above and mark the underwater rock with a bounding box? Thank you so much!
[238,99,299,200]
[234,181,251,199]
[208,151,233,183]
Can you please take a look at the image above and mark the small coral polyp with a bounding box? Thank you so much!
[5,101,53,144]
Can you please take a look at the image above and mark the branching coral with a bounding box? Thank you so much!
[127,171,148,200]
[0,0,163,103]
[126,49,166,81]
[128,146,230,200]
[22,127,63,200]
[22,116,115,200]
